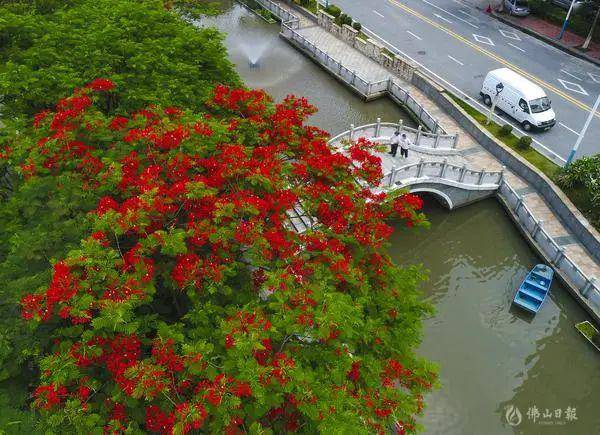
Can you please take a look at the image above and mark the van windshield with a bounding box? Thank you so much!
[529,97,551,113]
[514,0,528,6]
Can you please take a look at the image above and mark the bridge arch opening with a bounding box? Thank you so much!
[410,189,454,210]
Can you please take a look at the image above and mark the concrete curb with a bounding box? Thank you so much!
[491,12,600,68]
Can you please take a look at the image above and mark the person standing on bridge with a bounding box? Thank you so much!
[400,133,410,159]
[389,130,401,157]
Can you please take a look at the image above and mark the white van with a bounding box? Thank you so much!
[480,68,556,131]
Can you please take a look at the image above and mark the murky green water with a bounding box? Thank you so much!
[199,4,600,434]
[390,198,599,434]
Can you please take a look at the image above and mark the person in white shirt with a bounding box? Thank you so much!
[400,133,411,158]
[389,131,400,157]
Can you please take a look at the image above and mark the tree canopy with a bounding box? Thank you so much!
[9,80,436,433]
[0,0,239,125]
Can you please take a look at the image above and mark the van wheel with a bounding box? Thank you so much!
[483,94,492,106]
[522,121,532,132]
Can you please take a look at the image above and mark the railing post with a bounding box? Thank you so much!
[397,119,403,133]
[499,165,506,186]
[351,71,357,85]
[477,168,486,185]
[554,247,565,266]
[459,164,467,182]
[532,219,544,239]
[349,124,355,141]
[417,158,425,177]
[389,165,396,187]
[367,82,372,95]
[433,121,439,134]
[514,195,524,214]
[415,125,422,146]
[581,277,597,298]
[440,159,448,178]
[453,133,459,149]
[375,117,381,137]
[434,133,440,149]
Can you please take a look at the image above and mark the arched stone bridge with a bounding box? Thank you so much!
[328,121,504,210]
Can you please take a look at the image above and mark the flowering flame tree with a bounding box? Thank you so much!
[14,80,436,434]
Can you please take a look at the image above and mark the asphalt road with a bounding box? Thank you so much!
[332,0,600,164]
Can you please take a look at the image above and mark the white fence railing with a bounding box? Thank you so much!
[382,160,503,189]
[328,121,458,151]
[500,181,600,314]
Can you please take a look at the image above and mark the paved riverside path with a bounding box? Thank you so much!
[269,1,600,294]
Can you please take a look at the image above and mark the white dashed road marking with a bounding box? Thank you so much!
[557,79,589,96]
[406,30,423,40]
[499,29,522,41]
[473,34,495,46]
[560,69,583,81]
[588,72,600,83]
[447,55,464,66]
[458,10,477,20]
[421,0,479,28]
[373,10,385,18]
[434,13,453,24]
[559,122,579,135]
[508,43,525,53]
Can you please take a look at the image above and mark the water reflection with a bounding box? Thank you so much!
[389,196,599,434]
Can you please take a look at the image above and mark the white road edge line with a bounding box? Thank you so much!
[373,10,385,18]
[359,25,567,165]
[447,55,464,66]
[560,69,583,82]
[559,122,579,135]
[421,0,479,29]
[458,10,477,20]
[508,42,525,53]
[406,30,423,40]
[434,13,453,24]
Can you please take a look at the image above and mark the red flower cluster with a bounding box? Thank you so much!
[16,81,433,434]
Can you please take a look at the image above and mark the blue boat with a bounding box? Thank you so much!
[513,264,553,314]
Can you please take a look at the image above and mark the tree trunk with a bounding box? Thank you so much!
[582,6,600,50]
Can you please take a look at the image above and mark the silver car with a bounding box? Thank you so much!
[504,0,531,16]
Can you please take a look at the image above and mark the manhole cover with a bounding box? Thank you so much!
[417,50,426,55]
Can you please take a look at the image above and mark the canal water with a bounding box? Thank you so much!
[198,3,600,434]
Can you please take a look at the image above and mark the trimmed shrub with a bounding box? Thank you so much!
[352,21,362,31]
[325,4,341,17]
[499,124,513,136]
[517,135,532,150]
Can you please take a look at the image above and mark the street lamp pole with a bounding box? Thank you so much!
[487,82,504,125]
[566,93,600,166]
[557,0,577,40]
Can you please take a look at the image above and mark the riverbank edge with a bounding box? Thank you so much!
[251,0,600,324]
[419,77,600,265]
[497,194,600,325]
[416,79,600,324]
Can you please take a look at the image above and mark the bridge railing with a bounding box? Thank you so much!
[500,181,600,313]
[328,121,458,150]
[387,80,444,135]
[383,159,503,188]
